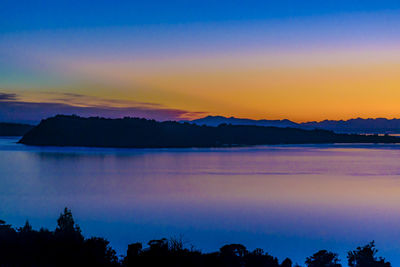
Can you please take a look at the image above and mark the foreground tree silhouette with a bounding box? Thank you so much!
[55,207,83,239]
[0,219,17,265]
[220,244,249,267]
[0,209,395,267]
[53,207,84,266]
[347,241,391,267]
[19,220,33,233]
[54,207,119,267]
[0,208,118,267]
[281,258,293,267]
[305,250,342,267]
[123,242,143,266]
[244,247,281,267]
[83,237,119,266]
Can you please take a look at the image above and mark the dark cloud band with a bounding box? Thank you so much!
[0,91,206,123]
[0,92,18,101]
[0,101,205,124]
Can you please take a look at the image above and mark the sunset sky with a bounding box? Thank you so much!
[1,0,400,123]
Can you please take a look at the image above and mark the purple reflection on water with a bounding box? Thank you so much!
[1,137,400,264]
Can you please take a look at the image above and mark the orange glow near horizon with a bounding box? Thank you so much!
[13,48,398,122]
[3,16,400,122]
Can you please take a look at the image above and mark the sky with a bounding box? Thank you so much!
[1,0,400,123]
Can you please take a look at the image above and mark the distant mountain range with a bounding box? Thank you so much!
[190,116,298,128]
[190,116,400,134]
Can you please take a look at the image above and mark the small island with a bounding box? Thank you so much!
[18,115,400,148]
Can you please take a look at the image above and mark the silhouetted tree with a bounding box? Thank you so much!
[82,237,119,266]
[0,219,17,265]
[18,220,33,233]
[52,208,85,266]
[281,258,293,267]
[169,235,185,252]
[123,242,143,266]
[55,207,82,238]
[305,250,341,267]
[220,244,248,257]
[219,244,248,267]
[148,238,169,253]
[127,242,143,257]
[245,248,280,267]
[347,241,391,267]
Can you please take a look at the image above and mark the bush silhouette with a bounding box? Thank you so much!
[347,241,391,267]
[305,250,342,267]
[281,258,293,267]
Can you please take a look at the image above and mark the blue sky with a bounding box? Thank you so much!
[2,0,400,32]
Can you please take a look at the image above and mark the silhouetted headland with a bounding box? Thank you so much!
[19,115,400,148]
[0,122,34,136]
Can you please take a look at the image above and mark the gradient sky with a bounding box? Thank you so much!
[1,0,400,123]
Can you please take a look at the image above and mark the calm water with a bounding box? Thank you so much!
[1,137,400,264]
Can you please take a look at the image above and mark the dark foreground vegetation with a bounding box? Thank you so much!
[19,115,400,148]
[0,208,392,267]
[0,122,34,136]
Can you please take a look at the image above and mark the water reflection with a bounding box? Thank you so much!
[1,138,400,264]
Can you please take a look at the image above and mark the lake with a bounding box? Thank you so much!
[1,137,400,265]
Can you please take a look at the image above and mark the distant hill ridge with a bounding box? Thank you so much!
[19,115,400,148]
[190,116,298,128]
[190,116,400,134]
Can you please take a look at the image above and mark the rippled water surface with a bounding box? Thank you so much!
[1,137,400,264]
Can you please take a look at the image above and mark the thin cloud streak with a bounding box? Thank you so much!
[41,91,164,108]
[0,92,18,101]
